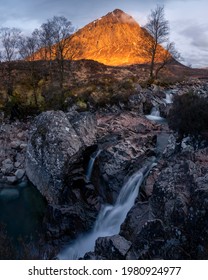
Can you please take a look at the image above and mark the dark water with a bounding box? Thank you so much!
[0,181,46,240]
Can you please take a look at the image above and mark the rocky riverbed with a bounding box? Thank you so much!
[0,79,208,259]
[0,120,29,185]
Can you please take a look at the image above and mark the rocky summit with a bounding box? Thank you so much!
[34,9,168,66]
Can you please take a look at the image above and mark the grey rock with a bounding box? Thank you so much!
[14,161,21,168]
[15,169,25,180]
[20,143,28,149]
[2,158,13,165]
[120,202,153,241]
[6,176,17,184]
[96,112,158,203]
[45,202,97,240]
[95,235,132,259]
[11,140,21,149]
[26,110,97,204]
[2,163,14,174]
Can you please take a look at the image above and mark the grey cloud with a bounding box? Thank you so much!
[0,0,207,67]
[180,24,208,50]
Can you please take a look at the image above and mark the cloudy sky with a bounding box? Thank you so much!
[0,0,207,68]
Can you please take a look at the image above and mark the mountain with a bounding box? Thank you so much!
[33,9,168,66]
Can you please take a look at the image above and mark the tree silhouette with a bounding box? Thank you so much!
[143,5,180,81]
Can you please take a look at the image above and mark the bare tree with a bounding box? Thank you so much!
[34,22,55,61]
[48,16,74,88]
[0,27,21,95]
[143,5,179,81]
[19,32,40,106]
[35,16,74,88]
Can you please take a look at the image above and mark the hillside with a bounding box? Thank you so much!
[33,9,170,66]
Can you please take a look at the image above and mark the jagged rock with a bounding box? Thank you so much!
[96,112,159,202]
[94,234,132,260]
[0,120,29,184]
[120,202,153,241]
[82,252,103,260]
[128,93,145,113]
[26,110,97,204]
[132,219,166,259]
[44,202,97,240]
[138,147,208,259]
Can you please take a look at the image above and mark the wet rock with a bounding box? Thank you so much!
[94,235,132,260]
[6,176,17,184]
[15,169,25,180]
[45,202,97,240]
[120,202,153,241]
[96,112,159,202]
[132,219,166,259]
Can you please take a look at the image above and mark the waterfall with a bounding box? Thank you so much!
[58,161,154,260]
[164,92,173,104]
[145,107,165,122]
[150,107,160,117]
[86,149,101,182]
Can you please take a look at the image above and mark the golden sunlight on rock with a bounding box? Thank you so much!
[32,9,170,66]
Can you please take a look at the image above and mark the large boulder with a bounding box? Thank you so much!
[26,110,97,204]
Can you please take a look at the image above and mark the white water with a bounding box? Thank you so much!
[164,92,173,104]
[86,149,102,182]
[146,107,165,122]
[150,107,160,117]
[58,163,153,260]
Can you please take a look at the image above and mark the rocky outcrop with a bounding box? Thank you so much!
[94,111,160,203]
[83,135,208,260]
[26,110,97,204]
[0,120,29,184]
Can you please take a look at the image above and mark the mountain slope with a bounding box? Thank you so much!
[33,9,169,66]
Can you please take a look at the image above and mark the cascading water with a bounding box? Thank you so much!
[58,161,154,260]
[85,149,102,182]
[150,107,160,117]
[164,92,173,104]
[145,107,165,122]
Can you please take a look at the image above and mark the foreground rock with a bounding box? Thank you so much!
[0,120,29,185]
[25,109,162,247]
[26,110,97,204]
[89,144,208,260]
[95,111,160,203]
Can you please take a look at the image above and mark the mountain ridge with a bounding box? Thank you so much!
[33,9,169,66]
